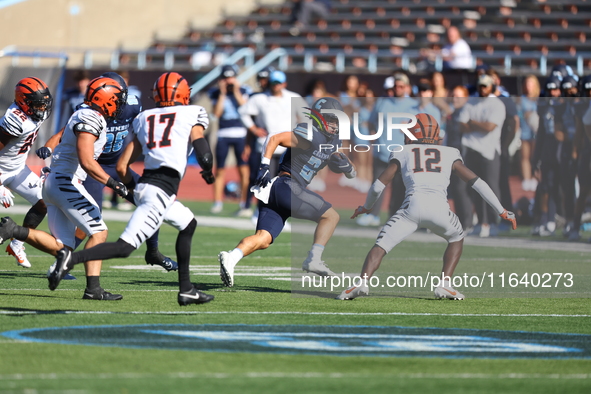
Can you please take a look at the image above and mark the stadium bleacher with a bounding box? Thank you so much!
[145,0,591,76]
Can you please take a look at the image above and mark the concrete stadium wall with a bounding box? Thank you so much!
[0,0,279,65]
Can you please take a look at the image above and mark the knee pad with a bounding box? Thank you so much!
[180,218,197,236]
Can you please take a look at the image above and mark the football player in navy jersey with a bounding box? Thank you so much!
[36,72,178,272]
[218,97,355,287]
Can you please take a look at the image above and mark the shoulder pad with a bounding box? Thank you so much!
[293,122,314,141]
[73,122,100,136]
[0,109,26,137]
[71,108,104,136]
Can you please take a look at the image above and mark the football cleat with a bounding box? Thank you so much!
[82,288,123,301]
[336,285,369,300]
[178,286,214,306]
[302,256,337,277]
[218,251,237,287]
[145,250,178,272]
[434,285,465,300]
[47,248,74,291]
[0,217,17,245]
[6,240,31,268]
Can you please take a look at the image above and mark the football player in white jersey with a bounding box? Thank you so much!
[46,72,216,306]
[0,77,53,268]
[0,76,128,301]
[338,113,517,301]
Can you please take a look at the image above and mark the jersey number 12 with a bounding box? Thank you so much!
[411,148,441,173]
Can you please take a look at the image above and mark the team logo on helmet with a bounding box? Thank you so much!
[304,97,343,137]
[152,72,191,107]
[404,113,441,145]
[84,77,126,120]
[14,77,53,122]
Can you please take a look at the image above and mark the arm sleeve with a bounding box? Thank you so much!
[471,177,505,215]
[363,179,386,210]
[195,106,209,131]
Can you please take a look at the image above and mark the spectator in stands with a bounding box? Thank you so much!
[58,70,90,131]
[441,26,473,70]
[531,75,563,236]
[353,86,375,194]
[557,75,580,235]
[338,75,361,189]
[256,67,273,93]
[569,75,591,241]
[239,70,305,186]
[458,74,506,237]
[489,71,519,227]
[357,74,417,227]
[416,79,442,126]
[290,0,331,35]
[208,65,251,216]
[446,86,474,230]
[517,75,540,192]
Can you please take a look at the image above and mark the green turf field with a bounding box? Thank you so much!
[0,206,590,394]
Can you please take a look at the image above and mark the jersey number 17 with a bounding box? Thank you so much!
[146,113,176,149]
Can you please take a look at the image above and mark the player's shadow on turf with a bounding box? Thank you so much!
[119,279,178,288]
[0,272,47,280]
[222,285,291,294]
[0,293,54,300]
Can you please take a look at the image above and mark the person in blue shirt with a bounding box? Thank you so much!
[57,70,90,131]
[37,72,178,272]
[208,65,251,215]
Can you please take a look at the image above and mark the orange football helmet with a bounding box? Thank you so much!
[14,77,53,121]
[84,77,125,120]
[152,72,191,107]
[404,113,441,145]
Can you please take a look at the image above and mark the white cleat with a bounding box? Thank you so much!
[218,251,236,287]
[6,240,31,268]
[302,257,337,277]
[434,285,465,300]
[336,285,369,300]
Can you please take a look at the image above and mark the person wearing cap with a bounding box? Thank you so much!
[554,74,580,235]
[530,74,565,236]
[457,73,506,237]
[256,67,273,93]
[239,71,305,179]
[357,73,417,227]
[570,75,591,240]
[208,64,251,215]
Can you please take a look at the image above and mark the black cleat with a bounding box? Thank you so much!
[145,250,178,272]
[48,248,74,291]
[82,287,123,301]
[0,217,17,245]
[178,286,214,306]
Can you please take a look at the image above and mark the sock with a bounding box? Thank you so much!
[443,279,451,288]
[177,219,197,293]
[12,225,29,242]
[74,237,84,250]
[228,248,244,267]
[86,276,100,291]
[146,229,160,252]
[309,244,325,260]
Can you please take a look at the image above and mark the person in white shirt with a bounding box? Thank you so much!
[239,71,306,177]
[442,26,473,70]
[458,74,506,237]
[338,114,516,301]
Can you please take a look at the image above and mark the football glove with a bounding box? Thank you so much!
[500,209,517,230]
[36,147,52,160]
[255,163,271,188]
[200,170,215,185]
[327,152,353,174]
[37,167,51,187]
[0,186,14,208]
[106,177,128,198]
